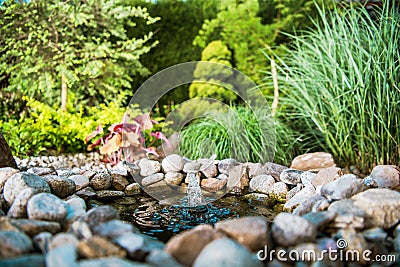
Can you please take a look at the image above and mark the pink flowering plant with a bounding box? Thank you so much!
[85,112,168,165]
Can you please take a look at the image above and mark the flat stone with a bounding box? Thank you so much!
[293,194,330,216]
[95,190,125,198]
[65,197,86,223]
[75,187,96,200]
[141,173,164,186]
[46,244,77,267]
[269,182,288,202]
[146,249,184,267]
[302,211,336,230]
[245,163,264,178]
[10,219,61,236]
[0,254,45,267]
[263,162,288,181]
[0,217,20,232]
[164,172,184,186]
[321,174,365,200]
[77,236,126,258]
[283,185,315,212]
[300,171,316,186]
[201,177,227,192]
[0,230,33,258]
[162,154,184,173]
[286,183,303,201]
[27,167,55,176]
[68,221,92,239]
[27,193,68,222]
[3,172,51,204]
[165,224,218,266]
[217,158,239,174]
[42,175,76,198]
[312,167,342,187]
[48,233,79,250]
[280,169,306,185]
[79,206,119,229]
[183,161,201,173]
[124,183,141,195]
[138,159,161,177]
[327,199,367,217]
[352,188,400,229]
[200,163,218,178]
[113,197,137,205]
[92,219,135,239]
[227,165,248,194]
[363,227,387,243]
[215,216,269,251]
[290,152,336,172]
[112,175,130,191]
[369,165,400,190]
[7,188,36,218]
[68,175,89,191]
[329,214,365,230]
[90,172,112,190]
[249,174,275,194]
[112,232,145,257]
[33,232,52,253]
[0,167,19,191]
[193,238,263,267]
[271,212,317,247]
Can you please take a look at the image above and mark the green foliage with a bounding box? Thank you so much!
[0,98,126,157]
[179,105,296,164]
[270,3,400,170]
[0,0,158,109]
[189,40,237,102]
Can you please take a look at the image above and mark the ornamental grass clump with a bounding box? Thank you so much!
[272,3,400,170]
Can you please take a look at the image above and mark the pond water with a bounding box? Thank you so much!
[98,193,280,242]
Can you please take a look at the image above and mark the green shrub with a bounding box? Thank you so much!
[179,105,296,165]
[270,3,400,170]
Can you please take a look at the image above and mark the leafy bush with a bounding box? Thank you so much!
[270,3,400,170]
[179,105,296,165]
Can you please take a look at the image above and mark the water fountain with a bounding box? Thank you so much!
[186,171,205,207]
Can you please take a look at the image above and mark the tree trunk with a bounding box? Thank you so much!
[61,73,68,111]
[0,132,17,168]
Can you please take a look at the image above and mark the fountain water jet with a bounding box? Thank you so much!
[186,171,205,207]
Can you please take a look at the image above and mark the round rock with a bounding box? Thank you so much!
[0,167,19,192]
[162,154,184,173]
[27,193,68,222]
[272,212,317,247]
[42,175,76,198]
[90,172,112,190]
[68,175,89,191]
[3,172,51,204]
[138,158,161,177]
[0,231,33,258]
[249,175,275,194]
[369,165,400,190]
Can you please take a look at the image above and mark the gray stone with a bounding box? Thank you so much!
[46,244,77,267]
[300,171,317,187]
[0,230,33,258]
[79,257,150,267]
[271,212,317,247]
[263,162,288,181]
[7,188,36,218]
[327,199,367,217]
[33,232,52,253]
[10,219,61,236]
[162,154,184,173]
[27,193,68,222]
[0,167,19,191]
[90,172,112,190]
[77,236,126,258]
[3,172,51,204]
[75,187,96,199]
[65,197,86,223]
[95,190,125,198]
[164,172,184,186]
[27,167,55,176]
[227,165,249,194]
[200,162,218,178]
[286,183,303,201]
[249,174,275,194]
[290,152,336,172]
[193,238,263,267]
[79,205,119,229]
[68,221,92,239]
[293,194,330,216]
[337,228,369,264]
[283,185,315,212]
[48,233,79,250]
[302,211,336,230]
[217,158,239,174]
[312,167,342,187]
[113,197,136,205]
[68,175,89,191]
[363,227,387,243]
[138,158,160,177]
[112,175,130,191]
[279,169,304,185]
[165,225,218,266]
[113,232,145,256]
[183,161,201,173]
[0,254,45,267]
[269,182,288,202]
[124,183,141,195]
[352,188,400,229]
[215,216,269,251]
[146,249,184,267]
[246,163,264,178]
[141,173,164,186]
[369,165,400,190]
[42,175,76,198]
[93,219,135,239]
[321,174,365,200]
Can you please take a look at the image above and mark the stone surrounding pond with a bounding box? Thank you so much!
[0,153,398,266]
